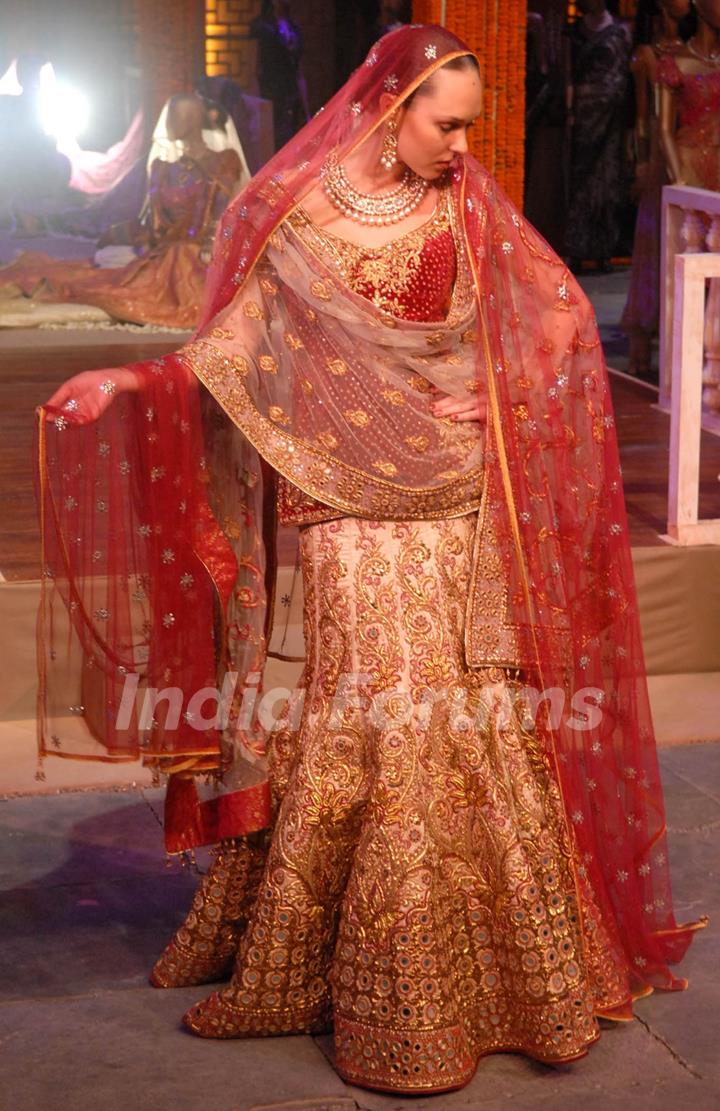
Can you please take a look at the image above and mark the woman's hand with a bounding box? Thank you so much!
[430,388,487,423]
[43,367,141,423]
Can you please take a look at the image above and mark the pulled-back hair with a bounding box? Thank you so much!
[405,53,481,107]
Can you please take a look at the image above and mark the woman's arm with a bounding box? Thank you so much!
[658,81,683,183]
[43,366,143,420]
[632,46,652,165]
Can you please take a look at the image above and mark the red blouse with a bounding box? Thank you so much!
[277,187,459,526]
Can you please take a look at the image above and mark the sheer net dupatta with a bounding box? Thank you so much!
[32,25,477,853]
[35,356,274,852]
[459,160,708,994]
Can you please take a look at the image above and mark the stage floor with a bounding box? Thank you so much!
[2,327,720,581]
[1,743,717,1111]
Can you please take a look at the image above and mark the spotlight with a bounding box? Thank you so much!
[0,59,22,96]
[38,62,90,140]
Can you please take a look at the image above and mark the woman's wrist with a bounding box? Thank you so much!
[114,368,142,392]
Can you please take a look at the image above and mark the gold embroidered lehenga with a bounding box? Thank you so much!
[151,187,638,1093]
[36,24,707,1100]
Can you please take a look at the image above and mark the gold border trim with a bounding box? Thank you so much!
[181,341,484,521]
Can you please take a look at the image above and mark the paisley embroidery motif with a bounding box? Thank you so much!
[181,517,633,1091]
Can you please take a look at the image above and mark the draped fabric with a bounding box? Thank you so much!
[35,25,706,1001]
[58,110,146,196]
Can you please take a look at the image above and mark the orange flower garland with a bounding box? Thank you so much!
[412,0,527,207]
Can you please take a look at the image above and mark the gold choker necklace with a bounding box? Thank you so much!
[321,155,429,225]
[687,36,720,65]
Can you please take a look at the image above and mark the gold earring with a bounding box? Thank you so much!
[380,115,398,170]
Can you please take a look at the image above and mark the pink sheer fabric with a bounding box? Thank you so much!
[58,109,146,195]
[36,25,706,1000]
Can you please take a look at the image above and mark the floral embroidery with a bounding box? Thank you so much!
[316,431,339,450]
[372,460,399,476]
[310,279,332,301]
[344,409,372,428]
[172,518,631,1087]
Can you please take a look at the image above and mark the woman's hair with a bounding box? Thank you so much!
[404,53,480,107]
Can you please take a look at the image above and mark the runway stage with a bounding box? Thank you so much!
[0,328,719,796]
[0,337,718,1111]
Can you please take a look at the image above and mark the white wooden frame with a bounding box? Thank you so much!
[660,183,720,412]
[666,251,720,545]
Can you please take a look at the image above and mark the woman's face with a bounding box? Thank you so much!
[695,0,720,29]
[395,65,483,181]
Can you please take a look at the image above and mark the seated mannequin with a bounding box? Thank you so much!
[0,94,244,328]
